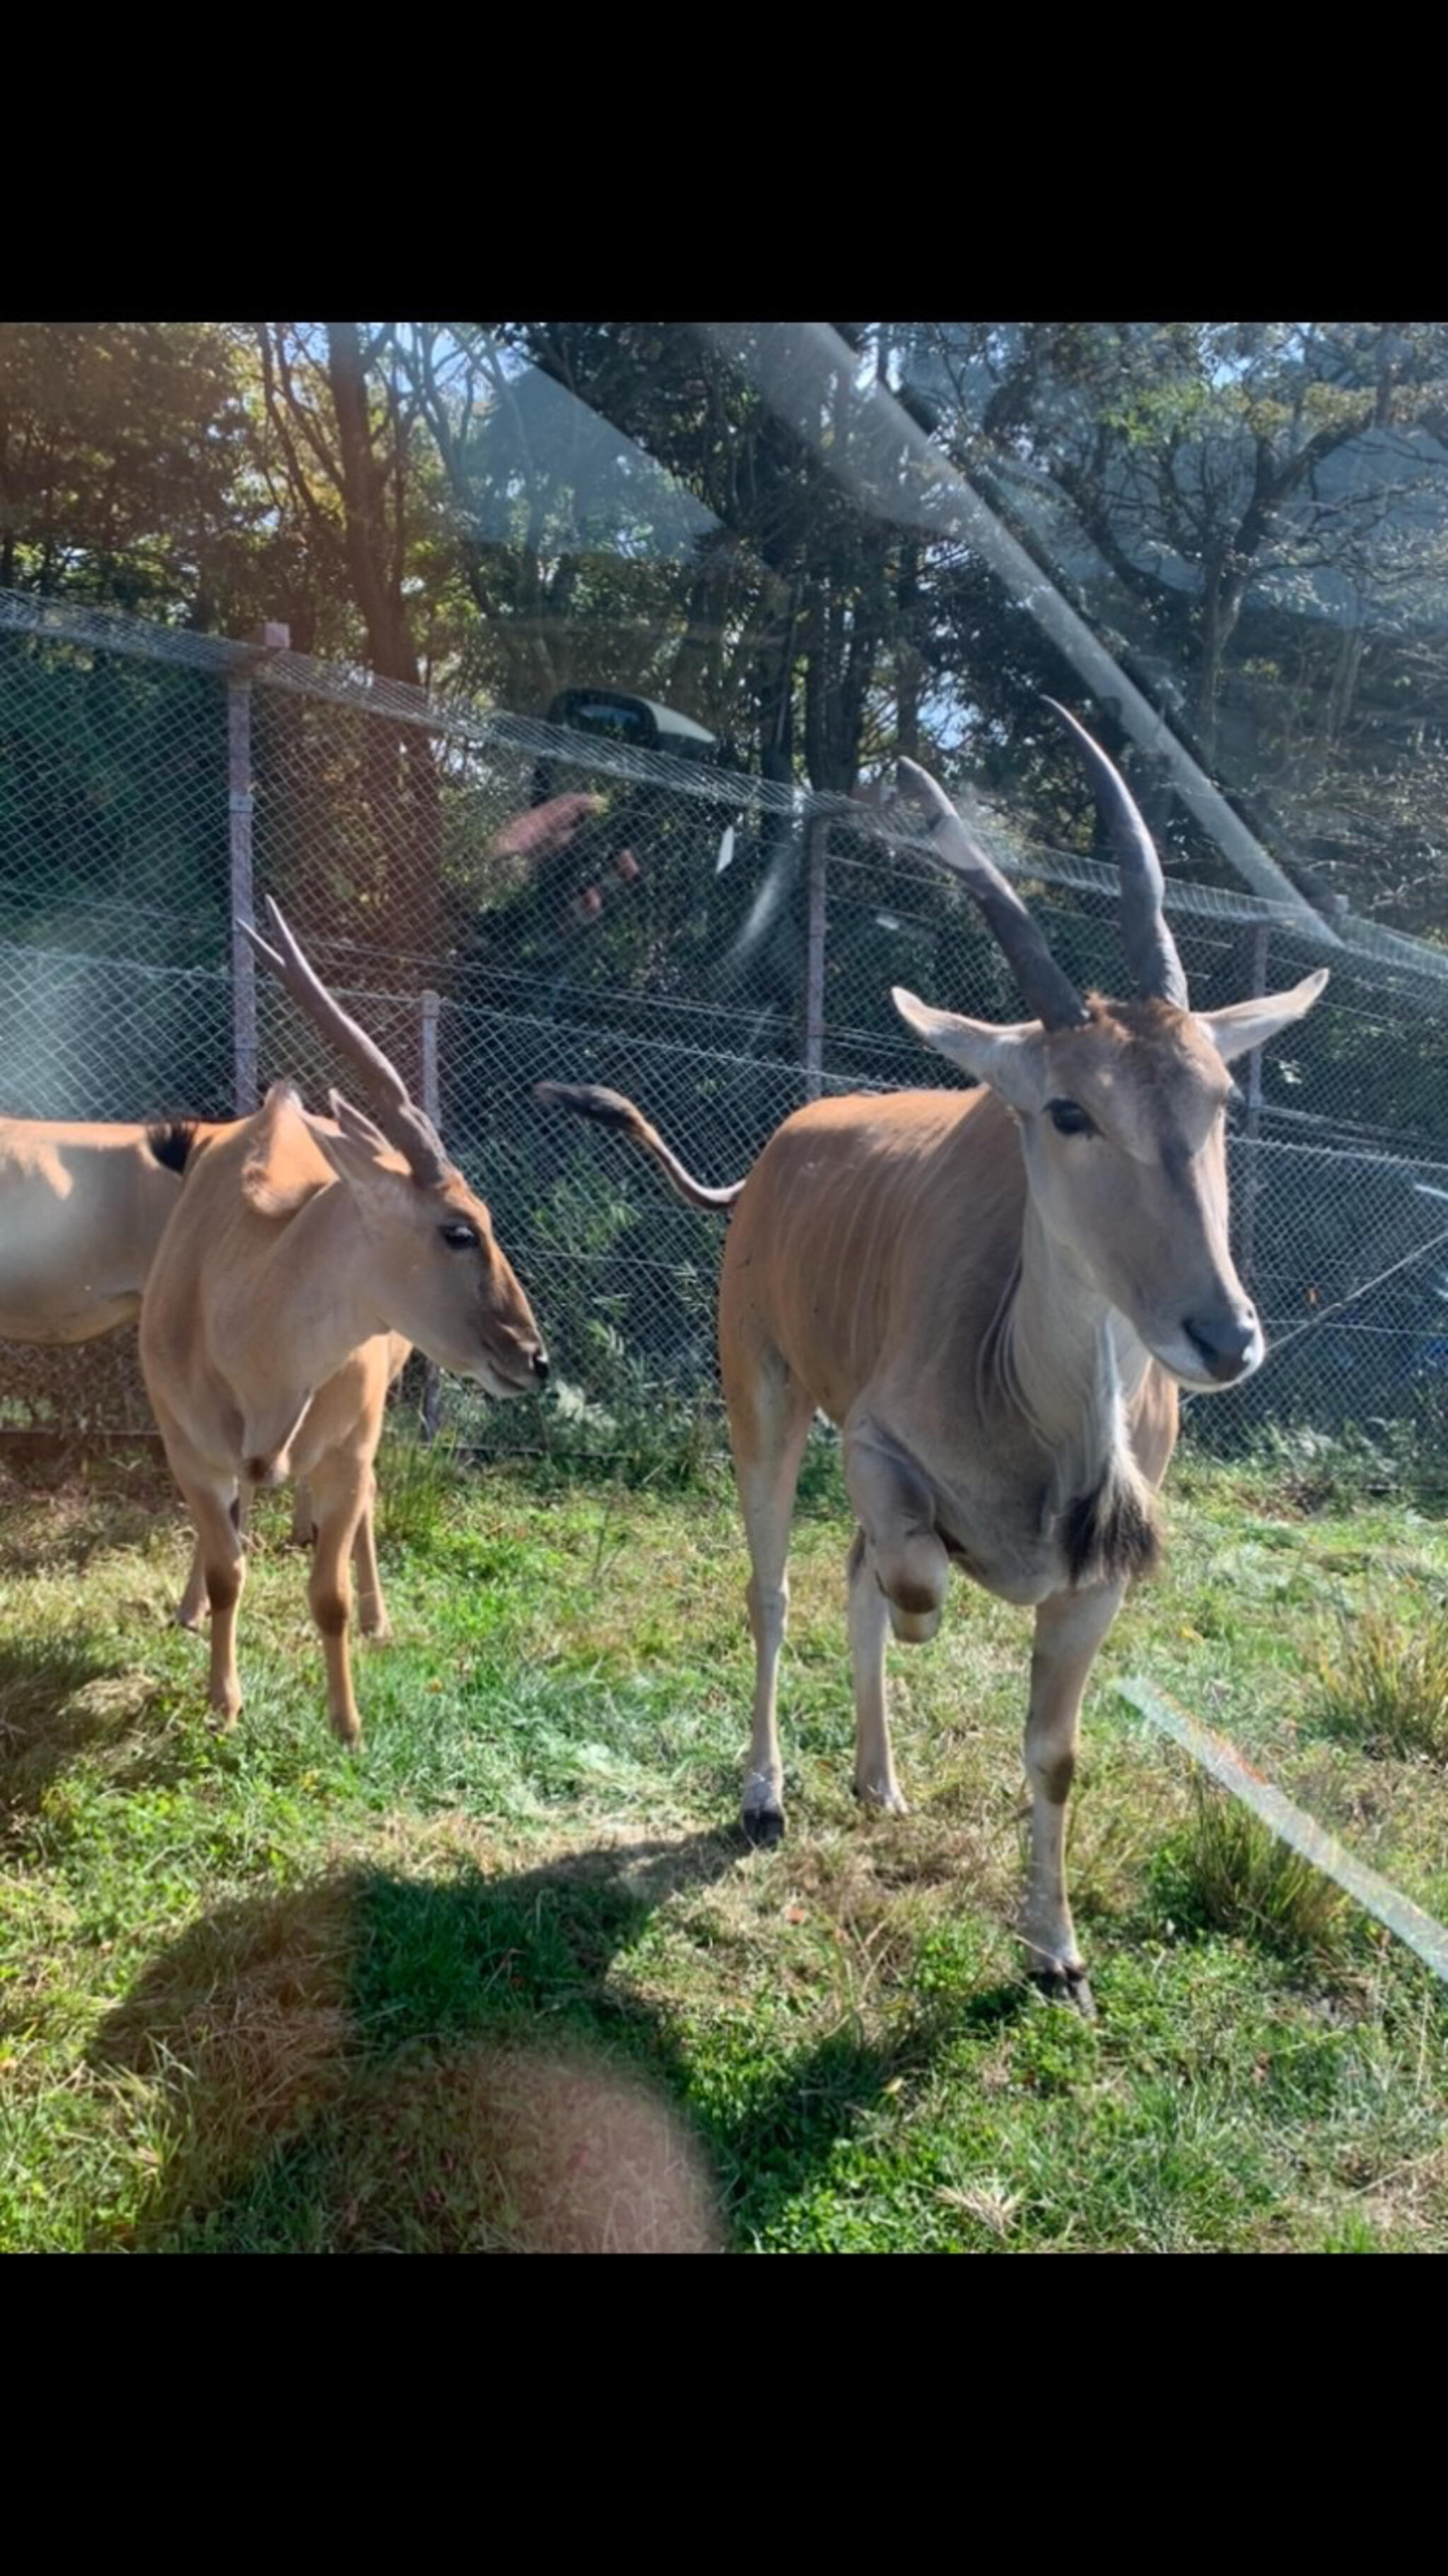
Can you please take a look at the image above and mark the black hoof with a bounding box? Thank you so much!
[742,1806,785,1850]
[1031,1966,1097,2020]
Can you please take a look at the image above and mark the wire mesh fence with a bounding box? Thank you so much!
[3,583,1447,1468]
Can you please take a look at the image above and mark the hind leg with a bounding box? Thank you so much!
[304,1446,373,1746]
[288,1462,383,1631]
[351,1471,390,1640]
[177,1536,209,1630]
[725,1354,813,1847]
[846,1527,909,1814]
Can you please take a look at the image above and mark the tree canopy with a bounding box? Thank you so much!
[4,319,1448,930]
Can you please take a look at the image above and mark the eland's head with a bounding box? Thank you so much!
[889,704,1327,1394]
[240,899,549,1399]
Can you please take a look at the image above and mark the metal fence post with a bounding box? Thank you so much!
[803,806,828,1101]
[228,622,289,1116]
[1239,923,1271,1286]
[227,675,258,1116]
[420,986,442,1441]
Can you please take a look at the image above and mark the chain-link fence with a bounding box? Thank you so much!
[4,584,1448,1467]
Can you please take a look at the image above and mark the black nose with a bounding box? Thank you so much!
[1185,1311,1258,1384]
[531,1350,550,1385]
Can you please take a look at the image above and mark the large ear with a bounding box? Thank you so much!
[307,1089,407,1196]
[1195,968,1329,1066]
[891,988,1049,1115]
[329,1090,394,1153]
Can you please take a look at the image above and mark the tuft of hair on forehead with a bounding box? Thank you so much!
[1046,993,1227,1129]
[1086,992,1189,1041]
[1066,993,1213,1076]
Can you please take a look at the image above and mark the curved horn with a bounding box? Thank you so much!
[238,896,448,1187]
[1043,699,1189,1010]
[892,757,1088,1032]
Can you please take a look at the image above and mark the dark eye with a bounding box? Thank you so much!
[439,1220,479,1251]
[1047,1099,1095,1138]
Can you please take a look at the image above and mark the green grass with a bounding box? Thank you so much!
[1307,1606,1448,1765]
[2,1430,1447,2253]
[1150,1780,1349,1964]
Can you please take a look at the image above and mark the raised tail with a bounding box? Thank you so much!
[535,1083,747,1214]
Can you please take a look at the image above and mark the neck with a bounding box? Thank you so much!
[261,1183,392,1389]
[995,1201,1158,1581]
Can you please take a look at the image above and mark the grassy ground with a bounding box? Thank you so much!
[2,1426,1447,2254]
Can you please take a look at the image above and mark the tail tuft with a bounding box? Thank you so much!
[146,1117,202,1175]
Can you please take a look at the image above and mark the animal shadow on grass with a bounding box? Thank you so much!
[0,1638,139,1842]
[0,1446,179,1579]
[88,1831,967,2252]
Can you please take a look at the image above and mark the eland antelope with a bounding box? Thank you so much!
[0,1112,368,1624]
[0,1114,209,1347]
[537,706,1327,2012]
[139,903,548,1746]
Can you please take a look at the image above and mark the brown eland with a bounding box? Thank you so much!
[0,1111,390,1628]
[139,903,548,1745]
[0,1113,211,1348]
[537,704,1327,2012]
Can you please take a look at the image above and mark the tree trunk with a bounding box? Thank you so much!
[324,325,422,690]
[895,540,923,757]
[324,324,441,1042]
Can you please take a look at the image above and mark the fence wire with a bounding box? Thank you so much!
[3,585,1447,1464]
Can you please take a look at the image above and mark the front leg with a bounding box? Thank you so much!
[1022,1581,1124,2017]
[177,1481,247,1628]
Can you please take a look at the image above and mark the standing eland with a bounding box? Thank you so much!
[0,1112,385,1627]
[537,704,1327,2011]
[139,903,549,1747]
